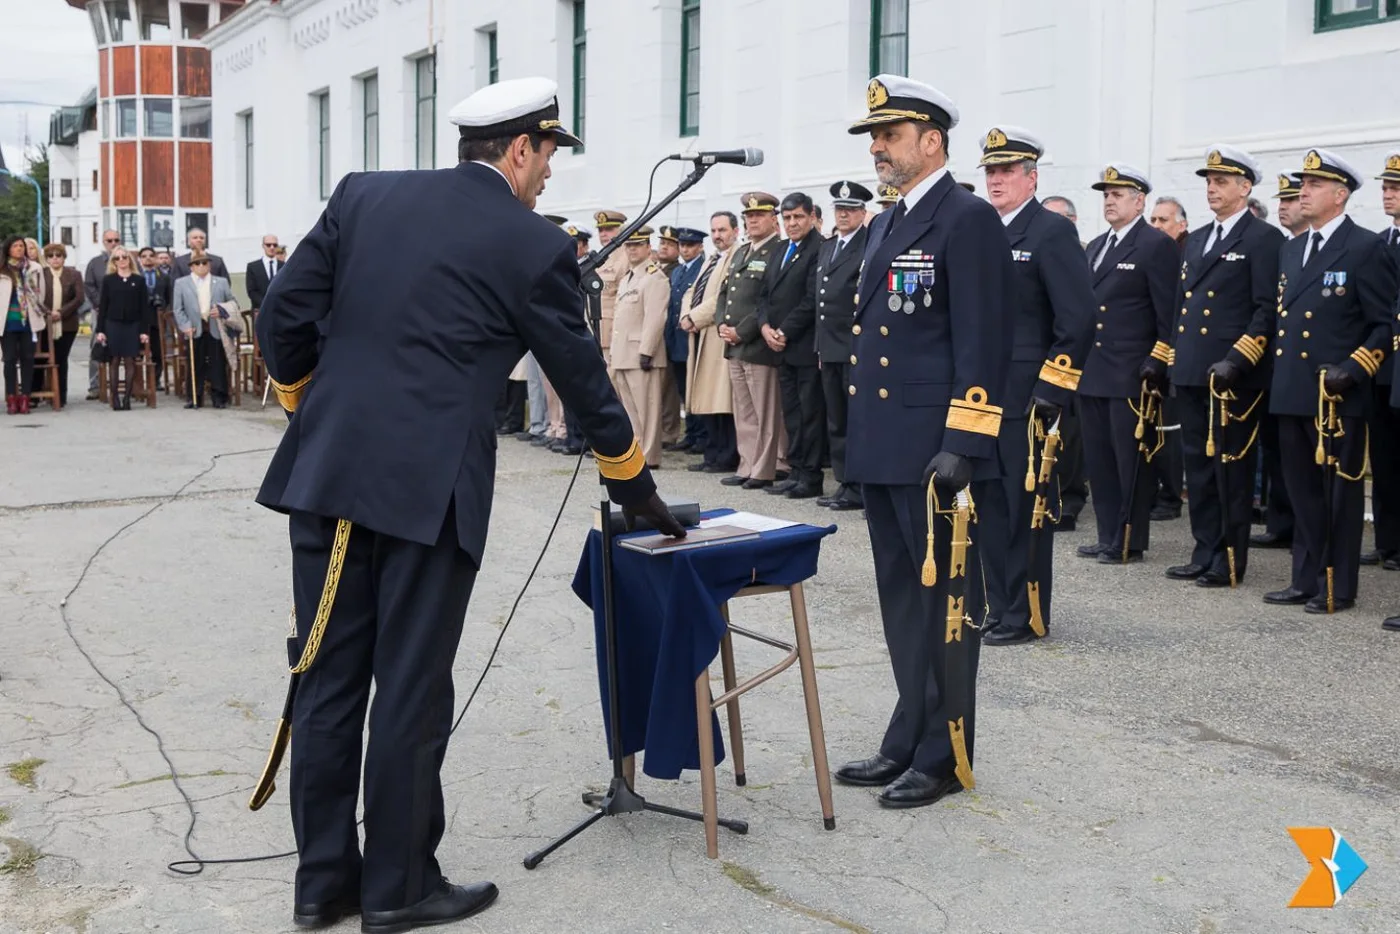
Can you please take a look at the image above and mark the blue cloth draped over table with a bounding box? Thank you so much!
[571,508,837,780]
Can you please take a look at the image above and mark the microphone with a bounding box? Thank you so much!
[666,148,764,167]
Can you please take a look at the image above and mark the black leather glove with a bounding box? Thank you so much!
[921,451,972,493]
[1322,365,1355,397]
[639,354,653,371]
[1024,395,1061,426]
[622,492,686,538]
[1138,358,1167,390]
[1207,359,1241,390]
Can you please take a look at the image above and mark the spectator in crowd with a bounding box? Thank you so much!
[1247,197,1268,220]
[137,247,171,389]
[2,235,42,414]
[1042,195,1084,244]
[681,211,740,473]
[275,245,288,264]
[156,248,173,271]
[172,228,229,280]
[24,238,40,263]
[171,252,236,408]
[1146,195,1190,522]
[245,234,281,309]
[1149,196,1190,246]
[94,246,152,411]
[84,228,120,400]
[33,243,83,406]
[1039,193,1090,531]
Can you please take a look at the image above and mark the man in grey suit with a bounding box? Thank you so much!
[171,254,237,408]
[83,229,120,399]
[171,228,230,280]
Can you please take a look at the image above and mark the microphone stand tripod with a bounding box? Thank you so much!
[524,161,748,870]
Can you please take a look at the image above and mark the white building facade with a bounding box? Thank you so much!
[205,0,1400,265]
[48,89,103,269]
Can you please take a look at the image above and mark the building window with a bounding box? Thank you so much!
[870,0,909,77]
[680,0,700,137]
[144,99,173,137]
[572,0,586,151]
[362,74,379,171]
[185,213,209,241]
[60,178,73,198]
[179,2,210,38]
[138,0,170,40]
[415,54,436,169]
[100,100,110,139]
[147,210,175,250]
[92,222,99,243]
[488,28,500,84]
[117,210,139,247]
[315,92,331,200]
[106,1,132,42]
[89,2,107,43]
[241,111,254,209]
[92,170,99,191]
[115,99,138,137]
[61,226,74,247]
[1315,0,1398,29]
[180,98,212,138]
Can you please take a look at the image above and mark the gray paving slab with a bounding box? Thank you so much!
[2,373,1398,934]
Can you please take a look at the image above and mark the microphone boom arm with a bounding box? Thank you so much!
[578,162,715,279]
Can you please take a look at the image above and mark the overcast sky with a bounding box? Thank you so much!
[0,2,97,172]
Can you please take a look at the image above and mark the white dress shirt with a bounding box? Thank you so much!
[1302,212,1348,265]
[1203,205,1250,253]
[1094,214,1141,268]
[897,165,950,216]
[1000,196,1034,227]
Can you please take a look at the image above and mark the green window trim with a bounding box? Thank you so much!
[1314,0,1399,31]
[869,0,909,77]
[680,0,700,137]
[572,1,586,152]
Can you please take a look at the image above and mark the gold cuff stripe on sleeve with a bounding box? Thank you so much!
[1350,347,1382,377]
[1150,341,1172,364]
[271,372,313,412]
[1038,355,1082,392]
[946,386,1003,439]
[594,439,646,481]
[1233,335,1265,365]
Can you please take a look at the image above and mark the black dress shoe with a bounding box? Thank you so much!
[720,475,749,487]
[775,470,790,482]
[663,441,691,452]
[688,462,711,472]
[361,879,499,934]
[530,435,553,446]
[1385,556,1400,572]
[1382,616,1400,632]
[1360,549,1383,566]
[1304,596,1355,614]
[1076,542,1110,558]
[1098,550,1142,564]
[765,479,799,495]
[704,463,737,473]
[1052,515,1077,532]
[1250,531,1292,549]
[1165,563,1206,580]
[1150,504,1182,521]
[983,625,1037,646]
[834,753,906,787]
[513,431,534,441]
[1263,587,1310,606]
[556,445,584,456]
[1196,570,1232,588]
[742,478,773,490]
[878,769,963,809]
[293,895,360,929]
[786,483,823,500]
[829,494,864,511]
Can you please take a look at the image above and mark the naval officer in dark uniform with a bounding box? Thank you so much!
[256,77,681,931]
[1364,151,1400,570]
[833,75,1011,808]
[1165,145,1283,588]
[972,126,1094,646]
[1261,149,1396,614]
[813,180,871,512]
[1077,164,1179,563]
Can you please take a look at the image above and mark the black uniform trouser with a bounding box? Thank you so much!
[495,380,525,432]
[1177,385,1258,580]
[777,361,827,487]
[1368,380,1400,554]
[1277,415,1366,601]
[563,406,585,450]
[669,359,708,448]
[1153,397,1184,508]
[289,507,477,912]
[1080,395,1154,553]
[864,484,983,776]
[819,360,851,486]
[1057,396,1088,520]
[700,414,738,470]
[1258,410,1294,539]
[973,417,1055,636]
[194,331,228,403]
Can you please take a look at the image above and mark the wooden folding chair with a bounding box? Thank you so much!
[30,330,61,411]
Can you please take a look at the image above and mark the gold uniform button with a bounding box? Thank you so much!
[1203,309,1211,316]
[1095,341,1102,347]
[1096,322,1104,330]
[1302,331,1310,338]
[850,355,857,365]
[1200,327,1208,335]
[878,388,889,399]
[1181,307,1188,315]
[1179,325,1185,333]
[880,357,889,367]
[820,288,826,295]
[849,385,857,396]
[1278,329,1285,336]
[1276,349,1283,356]
[1100,305,1107,311]
[880,326,889,336]
[1281,311,1288,317]
[852,325,862,335]
[1185,291,1193,298]
[1300,352,1308,360]
[1207,290,1215,298]
[1305,311,1313,319]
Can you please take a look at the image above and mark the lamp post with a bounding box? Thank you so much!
[0,168,45,245]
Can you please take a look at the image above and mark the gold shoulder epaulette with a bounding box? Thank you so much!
[647,263,660,274]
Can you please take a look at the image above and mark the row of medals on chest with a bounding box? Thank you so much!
[873,256,935,314]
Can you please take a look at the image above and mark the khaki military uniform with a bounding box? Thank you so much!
[718,233,786,480]
[597,247,629,365]
[611,259,670,466]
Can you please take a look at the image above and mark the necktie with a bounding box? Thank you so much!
[1205,223,1223,256]
[833,238,844,260]
[1390,227,1399,247]
[1094,232,1118,271]
[268,259,276,279]
[884,200,907,239]
[1304,231,1323,267]
[782,241,797,269]
[145,270,155,290]
[689,252,721,309]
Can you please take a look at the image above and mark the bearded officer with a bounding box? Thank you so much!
[834,76,1011,807]
[1163,146,1283,589]
[813,180,871,512]
[972,126,1094,646]
[1261,149,1396,614]
[256,77,681,931]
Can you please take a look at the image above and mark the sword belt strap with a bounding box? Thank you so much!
[289,518,353,674]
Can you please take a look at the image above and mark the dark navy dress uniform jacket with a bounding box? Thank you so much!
[1079,219,1179,399]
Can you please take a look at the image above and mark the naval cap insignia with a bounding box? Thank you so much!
[1388,154,1400,172]
[1103,165,1119,182]
[1303,150,1322,171]
[839,182,851,199]
[866,79,889,110]
[595,211,608,224]
[1208,149,1222,166]
[985,128,1007,149]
